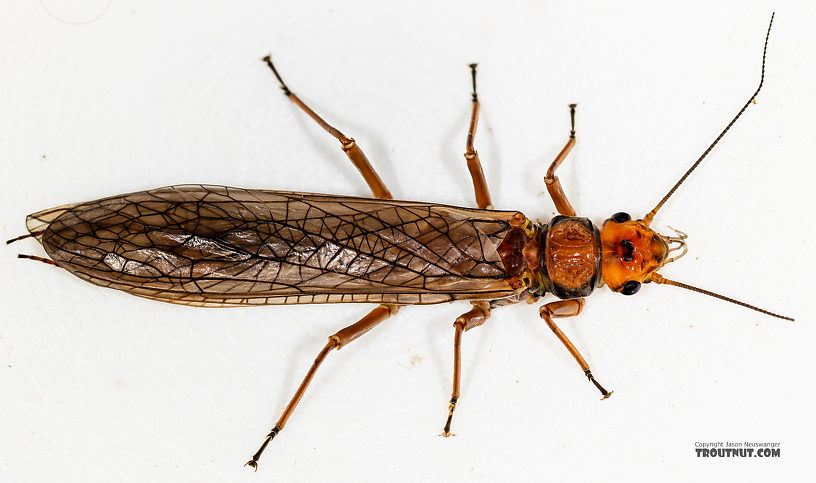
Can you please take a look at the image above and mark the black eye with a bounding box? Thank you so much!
[611,212,631,223]
[621,280,641,295]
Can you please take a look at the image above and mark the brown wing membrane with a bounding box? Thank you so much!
[25,201,83,239]
[30,185,521,306]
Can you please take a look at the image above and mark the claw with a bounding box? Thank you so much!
[441,399,456,437]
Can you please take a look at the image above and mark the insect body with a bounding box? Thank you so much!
[26,185,673,317]
[10,14,790,470]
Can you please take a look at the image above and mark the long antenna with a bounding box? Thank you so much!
[643,13,774,226]
[650,273,793,321]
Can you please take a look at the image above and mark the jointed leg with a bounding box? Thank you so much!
[263,56,392,200]
[245,304,397,470]
[544,104,578,216]
[442,301,491,437]
[463,64,493,210]
[539,299,612,399]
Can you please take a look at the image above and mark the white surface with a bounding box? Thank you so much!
[0,2,813,482]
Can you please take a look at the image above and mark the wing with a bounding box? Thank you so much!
[32,185,522,306]
[25,201,83,236]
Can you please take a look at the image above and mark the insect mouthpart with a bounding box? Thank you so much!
[660,227,688,265]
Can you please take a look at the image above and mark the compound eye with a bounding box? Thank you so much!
[621,280,641,295]
[611,212,631,223]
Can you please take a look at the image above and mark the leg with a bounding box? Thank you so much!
[544,104,578,216]
[261,59,404,338]
[463,64,493,210]
[245,304,397,470]
[263,56,392,200]
[442,301,491,437]
[539,299,612,399]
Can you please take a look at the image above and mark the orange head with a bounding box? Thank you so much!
[600,212,671,295]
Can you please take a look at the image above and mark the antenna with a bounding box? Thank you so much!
[650,273,793,321]
[643,13,774,226]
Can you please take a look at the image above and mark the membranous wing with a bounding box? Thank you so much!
[31,185,522,306]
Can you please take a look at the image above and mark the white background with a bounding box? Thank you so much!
[1,1,813,482]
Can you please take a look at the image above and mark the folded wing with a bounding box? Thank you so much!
[32,185,521,306]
